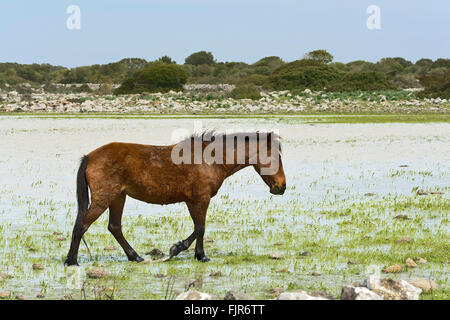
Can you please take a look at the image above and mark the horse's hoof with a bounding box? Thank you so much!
[169,243,181,257]
[196,255,210,262]
[64,258,79,266]
[128,254,144,263]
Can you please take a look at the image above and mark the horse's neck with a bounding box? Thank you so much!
[218,148,253,179]
[204,142,256,179]
[219,162,251,179]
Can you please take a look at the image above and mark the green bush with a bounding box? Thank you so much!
[268,59,399,92]
[327,71,395,92]
[157,55,176,64]
[251,56,285,75]
[185,51,215,66]
[78,83,93,93]
[417,71,450,99]
[392,73,421,89]
[114,63,188,94]
[415,58,433,67]
[61,58,147,84]
[304,50,334,64]
[114,78,135,95]
[242,74,269,86]
[375,58,405,78]
[230,84,261,100]
[269,59,341,91]
[345,60,376,73]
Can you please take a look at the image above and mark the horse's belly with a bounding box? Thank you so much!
[125,187,186,205]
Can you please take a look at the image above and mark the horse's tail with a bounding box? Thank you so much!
[76,155,90,226]
[65,155,91,265]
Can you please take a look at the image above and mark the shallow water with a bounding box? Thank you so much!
[0,116,449,299]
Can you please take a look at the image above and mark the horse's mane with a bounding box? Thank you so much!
[179,130,282,153]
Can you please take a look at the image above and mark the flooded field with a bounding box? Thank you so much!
[0,115,449,299]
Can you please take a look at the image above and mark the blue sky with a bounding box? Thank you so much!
[0,0,449,67]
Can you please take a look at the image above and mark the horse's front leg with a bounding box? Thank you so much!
[169,231,196,258]
[186,198,210,262]
[170,198,210,262]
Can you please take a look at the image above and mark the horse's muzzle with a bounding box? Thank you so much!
[271,183,286,195]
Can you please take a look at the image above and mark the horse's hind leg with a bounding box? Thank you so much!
[66,201,108,265]
[108,193,143,262]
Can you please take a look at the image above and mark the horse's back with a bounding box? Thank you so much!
[85,142,194,203]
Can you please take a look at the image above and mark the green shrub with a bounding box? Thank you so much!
[61,58,147,84]
[417,71,450,99]
[185,51,215,66]
[192,64,213,77]
[304,50,334,64]
[375,58,405,78]
[253,65,271,75]
[251,56,285,75]
[392,73,421,89]
[114,78,135,95]
[415,58,433,67]
[345,60,376,73]
[269,59,397,92]
[78,83,93,93]
[432,58,450,69]
[157,55,176,64]
[269,59,341,91]
[114,63,188,94]
[327,71,395,92]
[230,84,261,100]
[241,74,269,86]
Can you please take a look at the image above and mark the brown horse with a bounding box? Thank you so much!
[65,131,286,265]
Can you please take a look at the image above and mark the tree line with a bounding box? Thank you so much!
[0,50,448,98]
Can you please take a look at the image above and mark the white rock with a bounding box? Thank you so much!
[341,286,382,300]
[365,278,422,300]
[176,290,216,300]
[408,278,439,292]
[277,291,329,300]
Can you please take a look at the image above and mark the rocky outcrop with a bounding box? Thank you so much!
[341,277,422,300]
[1,87,448,114]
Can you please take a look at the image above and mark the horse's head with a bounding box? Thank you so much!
[252,132,286,195]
